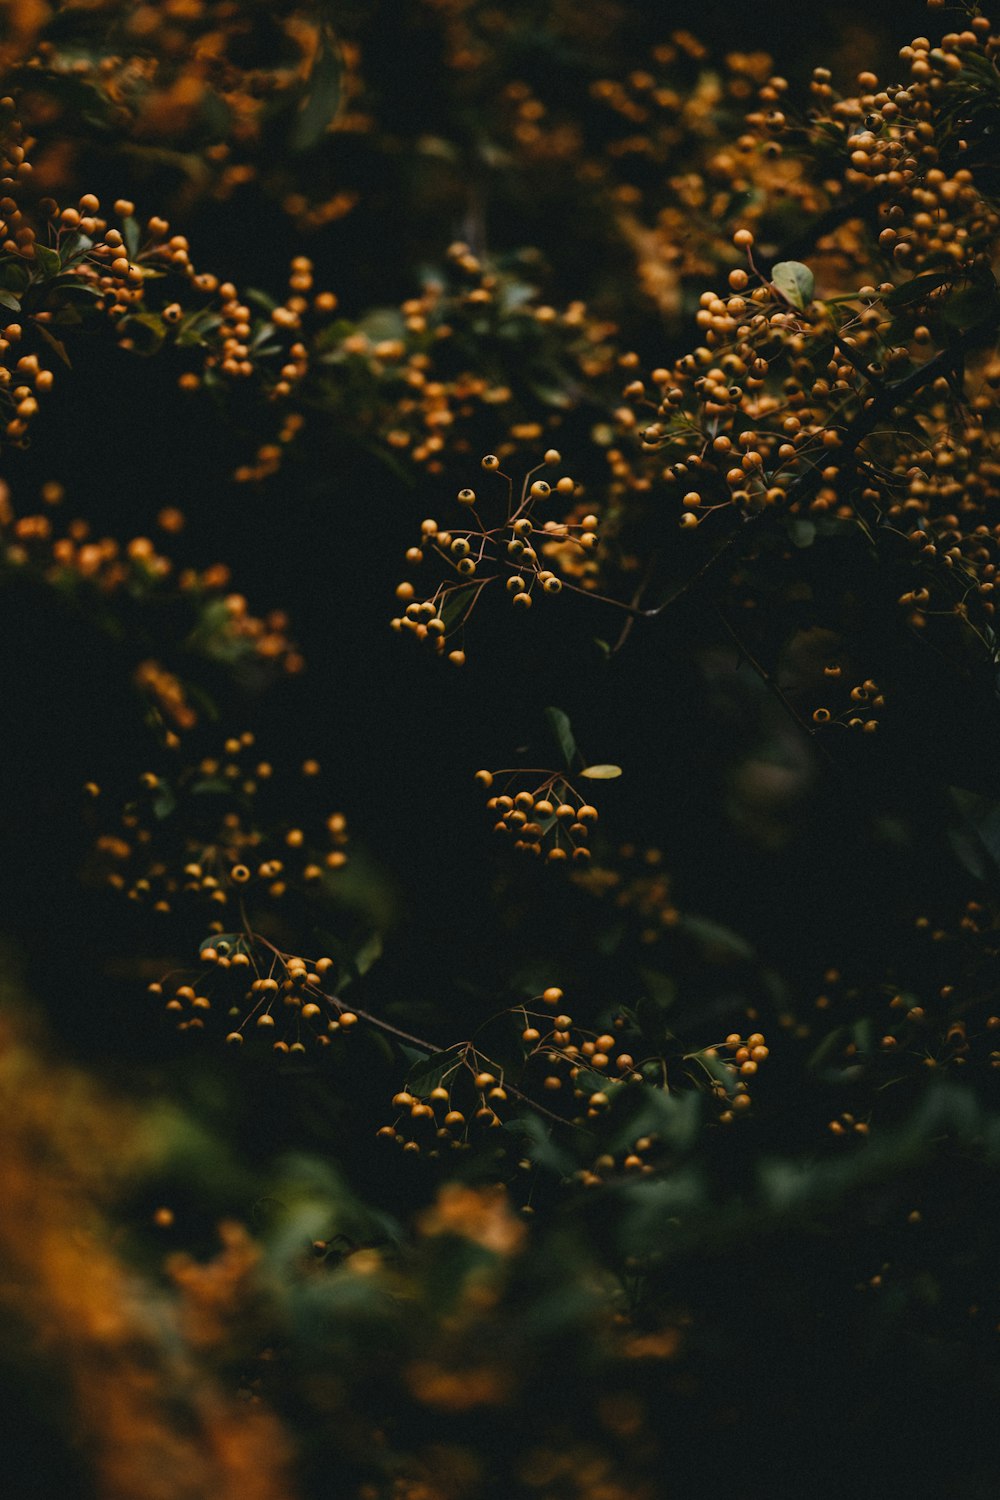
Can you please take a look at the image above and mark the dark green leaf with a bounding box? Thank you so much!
[692,1049,739,1096]
[0,257,30,293]
[678,913,754,963]
[939,282,1000,331]
[121,216,141,261]
[152,783,176,820]
[245,288,278,313]
[57,232,93,266]
[51,281,102,304]
[637,968,677,1015]
[290,24,342,152]
[35,323,72,368]
[405,1049,460,1095]
[34,244,61,278]
[440,584,478,630]
[608,1086,701,1155]
[545,706,577,769]
[882,272,952,308]
[121,312,166,355]
[515,1111,576,1176]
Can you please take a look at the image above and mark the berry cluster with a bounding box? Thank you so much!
[89,735,347,919]
[392,451,598,661]
[475,768,598,863]
[379,1046,513,1156]
[0,481,302,739]
[812,674,885,734]
[152,937,359,1052]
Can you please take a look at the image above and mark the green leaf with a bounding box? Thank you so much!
[51,281,102,304]
[949,786,1000,874]
[637,968,676,1014]
[121,312,166,355]
[771,260,815,310]
[353,931,383,978]
[33,244,61,278]
[57,232,93,267]
[0,289,20,311]
[325,930,383,991]
[0,257,31,293]
[176,310,222,348]
[440,583,478,630]
[35,322,72,368]
[678,913,754,963]
[881,272,952,309]
[574,1068,625,1099]
[404,1048,461,1095]
[939,282,1000,331]
[515,1111,576,1176]
[807,1027,846,1073]
[579,763,622,780]
[545,706,577,769]
[245,287,278,314]
[291,23,342,152]
[152,782,176,820]
[121,216,141,261]
[608,1086,701,1155]
[692,1049,739,1096]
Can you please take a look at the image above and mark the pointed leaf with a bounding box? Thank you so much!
[291,24,342,152]
[771,260,815,310]
[121,216,141,261]
[545,706,576,769]
[34,244,61,278]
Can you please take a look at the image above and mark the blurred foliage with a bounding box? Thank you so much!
[3,2,1000,1499]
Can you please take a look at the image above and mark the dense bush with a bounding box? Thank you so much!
[3,3,1000,1497]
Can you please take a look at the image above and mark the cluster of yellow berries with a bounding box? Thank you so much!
[89,735,347,918]
[378,1046,514,1155]
[0,482,302,737]
[391,451,597,660]
[828,1112,871,1138]
[515,987,639,1110]
[697,1030,770,1121]
[7,0,363,230]
[475,769,598,863]
[151,939,359,1051]
[813,675,884,734]
[378,976,779,1166]
[1,105,343,475]
[380,985,656,1156]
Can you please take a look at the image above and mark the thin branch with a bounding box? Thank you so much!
[713,605,841,773]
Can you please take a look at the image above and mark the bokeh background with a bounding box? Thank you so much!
[2,3,1000,1498]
